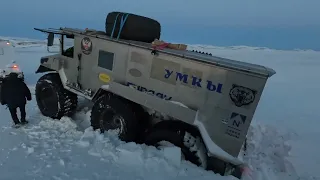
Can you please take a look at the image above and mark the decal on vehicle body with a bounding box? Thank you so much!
[98,73,111,83]
[229,84,256,107]
[126,82,172,100]
[81,37,92,55]
[128,68,142,77]
[164,69,223,94]
[149,58,224,93]
[225,112,247,139]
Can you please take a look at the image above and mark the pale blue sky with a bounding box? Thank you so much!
[1,0,319,50]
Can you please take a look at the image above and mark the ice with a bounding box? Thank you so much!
[162,146,182,168]
[59,159,65,166]
[0,36,318,180]
[76,140,90,148]
[101,85,109,89]
[44,79,52,84]
[116,142,145,166]
[170,101,189,108]
[27,147,34,154]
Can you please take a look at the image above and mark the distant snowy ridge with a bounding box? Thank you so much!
[1,36,318,53]
[187,44,318,53]
[0,36,60,48]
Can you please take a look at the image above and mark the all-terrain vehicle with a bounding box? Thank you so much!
[0,39,24,79]
[33,11,276,179]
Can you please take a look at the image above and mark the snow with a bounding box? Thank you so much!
[170,101,189,108]
[101,85,109,89]
[162,146,182,167]
[0,36,319,180]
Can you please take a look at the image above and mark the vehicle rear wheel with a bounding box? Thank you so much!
[144,121,208,168]
[90,94,140,142]
[35,73,78,119]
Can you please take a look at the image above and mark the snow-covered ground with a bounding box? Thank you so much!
[0,36,319,180]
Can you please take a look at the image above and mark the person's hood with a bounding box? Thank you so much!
[6,73,19,81]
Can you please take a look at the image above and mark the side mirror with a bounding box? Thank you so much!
[47,33,54,47]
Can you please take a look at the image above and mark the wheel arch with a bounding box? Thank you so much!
[149,119,202,137]
[35,65,56,74]
[92,87,111,103]
[91,86,151,137]
[144,120,209,168]
[92,86,142,108]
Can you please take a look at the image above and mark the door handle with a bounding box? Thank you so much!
[78,53,82,60]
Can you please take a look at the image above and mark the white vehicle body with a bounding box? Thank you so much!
[0,39,23,79]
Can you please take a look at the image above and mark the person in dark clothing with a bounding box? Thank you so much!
[0,72,32,125]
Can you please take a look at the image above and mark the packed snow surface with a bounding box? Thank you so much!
[0,36,319,180]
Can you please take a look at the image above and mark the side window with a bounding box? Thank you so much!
[98,50,114,71]
[0,48,3,55]
[62,35,74,58]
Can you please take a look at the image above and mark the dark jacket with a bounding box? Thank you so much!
[0,73,31,107]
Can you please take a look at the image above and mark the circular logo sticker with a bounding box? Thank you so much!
[128,68,142,77]
[81,37,92,55]
[98,73,111,83]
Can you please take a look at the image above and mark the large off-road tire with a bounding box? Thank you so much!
[0,76,3,102]
[0,82,2,103]
[35,73,78,119]
[130,103,152,144]
[144,120,208,168]
[90,93,140,142]
[105,11,161,43]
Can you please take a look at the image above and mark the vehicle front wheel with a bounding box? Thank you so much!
[35,73,78,119]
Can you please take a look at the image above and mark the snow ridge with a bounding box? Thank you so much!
[6,108,228,180]
[4,105,299,180]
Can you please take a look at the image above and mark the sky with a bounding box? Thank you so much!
[1,0,319,50]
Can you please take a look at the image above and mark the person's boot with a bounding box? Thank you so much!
[20,118,28,124]
[12,119,21,128]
